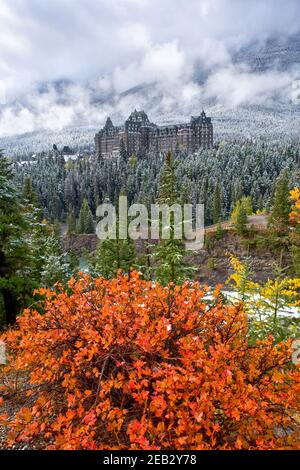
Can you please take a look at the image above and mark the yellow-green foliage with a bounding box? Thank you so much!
[227,254,300,340]
[227,255,259,300]
[231,196,253,224]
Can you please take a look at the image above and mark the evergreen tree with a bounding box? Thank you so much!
[22,176,37,205]
[157,151,177,205]
[91,237,135,279]
[28,217,73,288]
[215,222,224,240]
[257,194,264,212]
[53,219,61,238]
[67,208,76,235]
[39,235,72,287]
[77,199,94,234]
[0,151,32,325]
[154,152,195,285]
[90,213,136,279]
[269,171,291,235]
[235,204,248,235]
[232,179,244,204]
[212,183,222,224]
[119,139,128,163]
[29,219,52,283]
[13,140,299,228]
[68,250,79,274]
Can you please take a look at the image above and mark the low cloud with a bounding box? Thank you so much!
[203,66,297,107]
[1,65,298,137]
[113,41,186,93]
[0,0,300,136]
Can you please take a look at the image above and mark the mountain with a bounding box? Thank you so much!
[1,34,300,156]
[233,34,300,72]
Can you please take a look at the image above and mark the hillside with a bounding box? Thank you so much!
[1,34,300,156]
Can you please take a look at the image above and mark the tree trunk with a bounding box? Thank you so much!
[2,289,17,326]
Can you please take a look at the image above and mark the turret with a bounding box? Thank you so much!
[104,117,114,129]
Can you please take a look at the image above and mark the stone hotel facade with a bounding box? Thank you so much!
[95,110,213,159]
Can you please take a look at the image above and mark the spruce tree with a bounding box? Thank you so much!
[0,151,32,325]
[119,139,128,163]
[77,199,94,234]
[269,171,291,235]
[67,208,76,235]
[53,219,61,238]
[22,176,38,205]
[154,152,195,285]
[39,235,72,287]
[232,179,243,204]
[28,217,73,288]
[212,183,222,224]
[91,237,135,279]
[90,216,136,279]
[235,204,248,235]
[157,151,177,205]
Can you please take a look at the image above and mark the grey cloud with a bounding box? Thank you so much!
[0,0,300,136]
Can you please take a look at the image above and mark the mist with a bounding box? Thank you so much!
[0,0,300,136]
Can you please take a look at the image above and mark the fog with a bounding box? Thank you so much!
[0,0,299,136]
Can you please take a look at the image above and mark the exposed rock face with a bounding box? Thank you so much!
[63,229,290,288]
[191,230,290,287]
[62,234,98,256]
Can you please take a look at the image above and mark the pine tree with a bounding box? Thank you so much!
[90,215,136,279]
[119,139,128,163]
[215,222,224,240]
[91,237,135,279]
[0,151,32,325]
[77,199,94,234]
[235,204,248,235]
[67,208,76,235]
[28,217,73,288]
[11,139,300,233]
[269,171,291,235]
[29,219,52,282]
[154,152,195,285]
[232,179,244,204]
[212,183,222,224]
[39,235,72,287]
[22,177,38,205]
[53,219,61,238]
[157,151,177,205]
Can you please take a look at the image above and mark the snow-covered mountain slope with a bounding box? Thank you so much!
[1,34,300,156]
[233,34,300,72]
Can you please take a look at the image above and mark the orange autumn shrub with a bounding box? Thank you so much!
[0,271,299,450]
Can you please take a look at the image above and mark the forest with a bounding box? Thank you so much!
[0,139,300,450]
[12,139,300,225]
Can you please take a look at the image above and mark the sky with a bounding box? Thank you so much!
[0,0,300,136]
